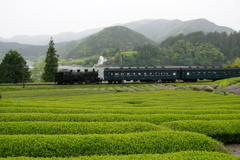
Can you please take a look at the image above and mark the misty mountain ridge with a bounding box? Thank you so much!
[0,18,234,45]
[0,18,236,60]
[123,18,234,42]
[0,28,102,45]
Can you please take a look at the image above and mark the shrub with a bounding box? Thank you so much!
[1,113,240,124]
[162,120,240,143]
[204,86,214,92]
[0,131,226,157]
[0,121,162,135]
[0,151,238,160]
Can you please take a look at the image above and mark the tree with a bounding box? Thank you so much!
[193,43,225,66]
[31,59,45,82]
[0,50,31,83]
[224,57,240,67]
[42,38,59,82]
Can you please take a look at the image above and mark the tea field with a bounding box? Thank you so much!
[0,82,240,160]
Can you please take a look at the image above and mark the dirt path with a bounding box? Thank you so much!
[226,144,240,157]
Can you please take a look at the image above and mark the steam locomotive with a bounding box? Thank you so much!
[55,66,240,84]
[55,69,100,85]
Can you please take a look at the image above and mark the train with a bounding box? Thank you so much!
[55,66,240,84]
[55,69,100,85]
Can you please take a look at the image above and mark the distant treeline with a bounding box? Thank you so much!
[105,31,240,66]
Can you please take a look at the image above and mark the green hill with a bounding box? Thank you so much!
[0,42,48,60]
[65,26,156,59]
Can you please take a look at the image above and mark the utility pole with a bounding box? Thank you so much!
[121,54,124,86]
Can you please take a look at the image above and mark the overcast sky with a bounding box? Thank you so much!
[0,0,239,38]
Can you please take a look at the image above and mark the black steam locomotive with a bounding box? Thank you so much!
[55,69,100,85]
[55,66,240,84]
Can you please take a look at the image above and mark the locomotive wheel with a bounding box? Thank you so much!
[85,80,91,84]
[78,81,83,84]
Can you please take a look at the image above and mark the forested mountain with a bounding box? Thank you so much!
[0,18,237,62]
[0,41,78,60]
[106,31,240,67]
[160,31,240,62]
[0,42,48,59]
[0,18,234,45]
[65,26,156,59]
[123,18,234,42]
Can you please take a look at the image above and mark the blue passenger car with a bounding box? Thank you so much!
[103,67,181,83]
[181,67,240,82]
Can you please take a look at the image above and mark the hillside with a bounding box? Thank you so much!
[65,26,156,59]
[0,41,76,60]
[0,42,48,59]
[0,28,101,45]
[0,18,235,60]
[1,18,234,46]
[123,18,234,42]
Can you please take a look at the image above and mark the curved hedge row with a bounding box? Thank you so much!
[0,131,226,157]
[1,106,240,115]
[0,151,238,160]
[0,121,162,135]
[162,120,240,143]
[1,113,240,124]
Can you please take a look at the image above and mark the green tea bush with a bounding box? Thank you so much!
[162,120,240,143]
[0,151,238,160]
[1,113,240,124]
[2,106,240,115]
[0,131,226,157]
[0,121,162,135]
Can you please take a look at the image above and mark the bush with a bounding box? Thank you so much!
[204,86,214,92]
[0,131,226,157]
[1,113,240,124]
[162,120,240,143]
[0,151,238,160]
[0,121,162,135]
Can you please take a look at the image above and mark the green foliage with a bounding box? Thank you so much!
[42,38,59,82]
[193,43,225,66]
[0,151,238,160]
[220,79,230,88]
[1,88,240,158]
[162,120,240,143]
[106,41,226,66]
[161,31,240,63]
[224,57,240,67]
[0,122,162,135]
[1,113,240,124]
[0,50,31,83]
[0,131,224,157]
[30,59,45,82]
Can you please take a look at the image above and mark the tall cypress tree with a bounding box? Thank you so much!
[0,50,31,83]
[42,38,59,82]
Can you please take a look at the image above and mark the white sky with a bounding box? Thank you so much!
[0,0,239,38]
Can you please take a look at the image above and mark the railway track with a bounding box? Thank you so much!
[0,81,212,87]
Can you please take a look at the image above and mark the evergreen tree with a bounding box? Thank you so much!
[0,50,31,83]
[42,38,59,82]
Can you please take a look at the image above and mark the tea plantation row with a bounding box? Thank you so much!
[1,83,240,159]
